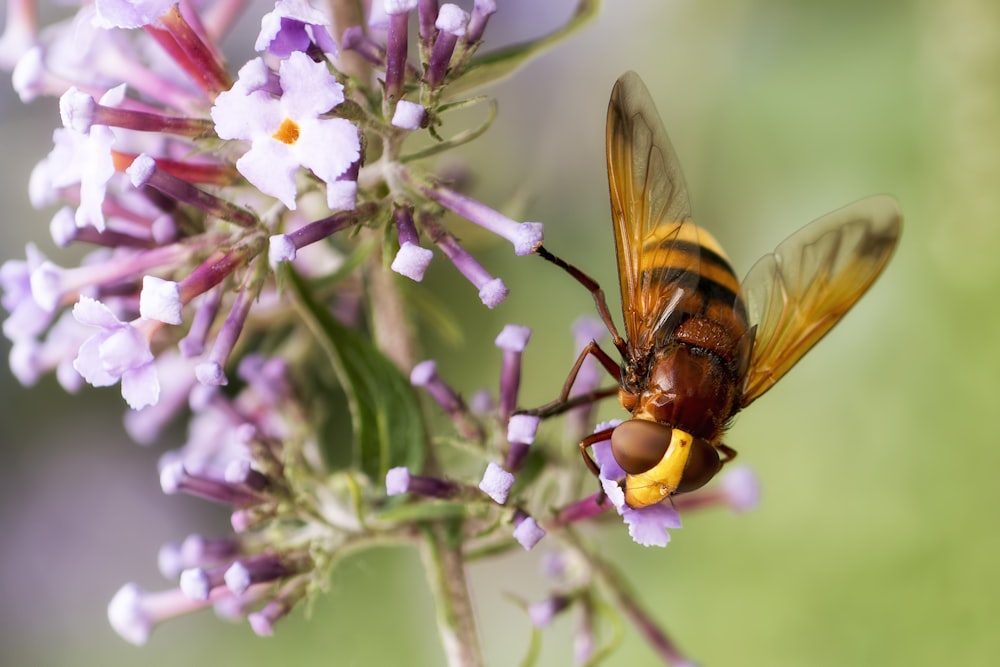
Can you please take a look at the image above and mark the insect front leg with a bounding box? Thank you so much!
[535,245,628,357]
[519,341,621,419]
[579,424,618,478]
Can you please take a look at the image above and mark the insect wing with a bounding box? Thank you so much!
[739,195,902,407]
[606,71,699,357]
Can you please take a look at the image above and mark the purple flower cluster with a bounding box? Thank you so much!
[108,353,335,643]
[0,0,545,414]
[0,0,550,644]
[0,0,761,661]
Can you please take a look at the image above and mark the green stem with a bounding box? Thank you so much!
[419,523,484,667]
[325,4,483,664]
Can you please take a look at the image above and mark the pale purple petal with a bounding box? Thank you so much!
[212,86,280,141]
[528,599,559,627]
[121,361,160,409]
[495,324,531,352]
[507,414,539,444]
[72,295,123,329]
[269,234,297,268]
[621,503,681,548]
[195,361,228,386]
[385,466,410,495]
[436,4,469,35]
[29,261,65,312]
[76,125,116,232]
[601,477,626,510]
[179,568,212,601]
[74,334,118,387]
[325,180,357,211]
[297,116,360,184]
[94,0,174,29]
[98,324,153,376]
[391,242,433,281]
[224,562,251,595]
[512,517,546,550]
[590,421,625,481]
[278,51,344,117]
[479,462,514,504]
[107,583,152,645]
[256,0,337,56]
[140,276,182,325]
[236,140,300,209]
[391,100,425,130]
[60,87,97,133]
[720,465,760,512]
[478,277,508,308]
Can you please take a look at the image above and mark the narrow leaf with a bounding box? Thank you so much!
[448,0,601,97]
[286,266,426,481]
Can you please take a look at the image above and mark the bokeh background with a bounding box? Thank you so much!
[2,1,999,665]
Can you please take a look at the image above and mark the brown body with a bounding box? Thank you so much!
[533,72,901,509]
[618,228,750,444]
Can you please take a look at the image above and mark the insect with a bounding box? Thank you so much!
[529,71,901,509]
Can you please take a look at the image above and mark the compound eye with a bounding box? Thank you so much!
[675,438,722,493]
[611,420,673,474]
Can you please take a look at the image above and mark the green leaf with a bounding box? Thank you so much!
[447,0,602,97]
[286,266,426,481]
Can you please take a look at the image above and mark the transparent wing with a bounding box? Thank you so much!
[740,195,902,407]
[606,71,698,357]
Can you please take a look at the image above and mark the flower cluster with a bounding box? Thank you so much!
[1,0,545,410]
[0,1,761,664]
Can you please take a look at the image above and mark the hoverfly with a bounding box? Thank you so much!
[530,71,901,509]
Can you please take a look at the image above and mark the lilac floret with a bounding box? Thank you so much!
[255,0,339,57]
[269,234,297,268]
[478,462,514,504]
[720,465,760,512]
[506,414,539,444]
[435,3,469,35]
[195,361,228,386]
[512,516,546,550]
[385,466,411,496]
[139,276,182,325]
[391,242,434,281]
[494,324,531,352]
[179,567,213,600]
[224,561,252,595]
[621,503,681,548]
[478,277,508,309]
[391,100,426,130]
[59,87,96,133]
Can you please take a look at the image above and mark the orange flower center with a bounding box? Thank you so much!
[272,118,300,145]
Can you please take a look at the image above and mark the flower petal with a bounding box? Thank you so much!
[235,140,300,209]
[121,361,160,409]
[73,295,123,329]
[278,51,344,118]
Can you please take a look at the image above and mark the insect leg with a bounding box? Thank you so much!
[718,443,737,463]
[535,245,628,356]
[580,424,617,478]
[519,341,621,418]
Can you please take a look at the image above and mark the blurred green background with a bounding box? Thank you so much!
[2,1,999,665]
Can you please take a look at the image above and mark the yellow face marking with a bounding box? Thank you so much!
[623,429,694,509]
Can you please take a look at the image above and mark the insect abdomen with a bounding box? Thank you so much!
[641,223,750,365]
